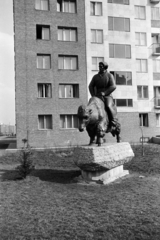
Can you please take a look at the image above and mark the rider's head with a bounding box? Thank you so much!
[99,61,108,73]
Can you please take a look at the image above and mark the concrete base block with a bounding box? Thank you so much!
[73,142,134,171]
[81,165,129,185]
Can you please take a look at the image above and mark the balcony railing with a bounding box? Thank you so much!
[154,97,160,108]
[150,0,160,3]
[152,43,160,56]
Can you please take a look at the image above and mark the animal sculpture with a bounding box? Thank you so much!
[77,97,121,146]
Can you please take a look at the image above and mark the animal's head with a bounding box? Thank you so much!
[77,105,93,132]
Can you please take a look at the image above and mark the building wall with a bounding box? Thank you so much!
[14,0,160,148]
[85,0,160,142]
[85,0,156,109]
[14,0,88,148]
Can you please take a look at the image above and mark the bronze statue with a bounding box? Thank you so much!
[77,61,121,146]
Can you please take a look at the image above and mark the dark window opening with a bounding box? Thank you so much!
[36,25,50,40]
[139,113,149,127]
[110,71,132,85]
[57,0,76,13]
[115,99,133,107]
[108,0,129,4]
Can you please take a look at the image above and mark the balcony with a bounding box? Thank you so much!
[152,43,160,56]
[150,0,160,3]
[154,97,160,108]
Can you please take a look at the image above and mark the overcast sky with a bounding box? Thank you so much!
[0,0,15,125]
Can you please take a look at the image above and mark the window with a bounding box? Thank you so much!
[91,30,103,43]
[135,32,146,46]
[153,60,160,72]
[154,87,160,105]
[108,17,130,32]
[115,99,133,107]
[38,115,52,129]
[108,0,129,4]
[57,0,76,13]
[60,115,78,128]
[37,54,51,69]
[90,2,102,16]
[59,84,79,98]
[152,34,160,44]
[36,25,50,40]
[109,44,131,59]
[58,27,77,41]
[135,6,146,19]
[92,57,104,70]
[136,59,147,72]
[151,8,160,20]
[110,71,132,85]
[137,86,149,99]
[35,0,49,10]
[38,84,51,98]
[58,56,78,70]
[139,113,149,127]
[156,114,160,126]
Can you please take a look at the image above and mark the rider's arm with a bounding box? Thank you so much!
[104,73,116,96]
[89,77,95,97]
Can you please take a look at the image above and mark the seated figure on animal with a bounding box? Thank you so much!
[89,61,119,132]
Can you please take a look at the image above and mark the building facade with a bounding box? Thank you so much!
[14,0,88,148]
[0,124,16,136]
[14,0,160,148]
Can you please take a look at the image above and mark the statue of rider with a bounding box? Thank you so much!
[89,61,118,132]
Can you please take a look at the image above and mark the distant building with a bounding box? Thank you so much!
[14,0,160,148]
[0,124,16,136]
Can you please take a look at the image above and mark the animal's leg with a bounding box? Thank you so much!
[97,137,104,146]
[96,122,106,146]
[115,122,121,143]
[89,136,96,145]
[116,134,121,143]
[87,128,96,145]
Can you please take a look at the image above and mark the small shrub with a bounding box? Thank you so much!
[16,139,35,179]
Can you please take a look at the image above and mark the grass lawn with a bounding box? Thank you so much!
[0,144,160,240]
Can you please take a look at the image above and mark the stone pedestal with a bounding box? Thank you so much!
[73,142,134,184]
[81,165,129,184]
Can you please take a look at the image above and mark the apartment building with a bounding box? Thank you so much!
[14,0,160,148]
[85,0,160,143]
[14,0,88,148]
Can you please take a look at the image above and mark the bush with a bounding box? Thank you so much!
[16,139,35,179]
